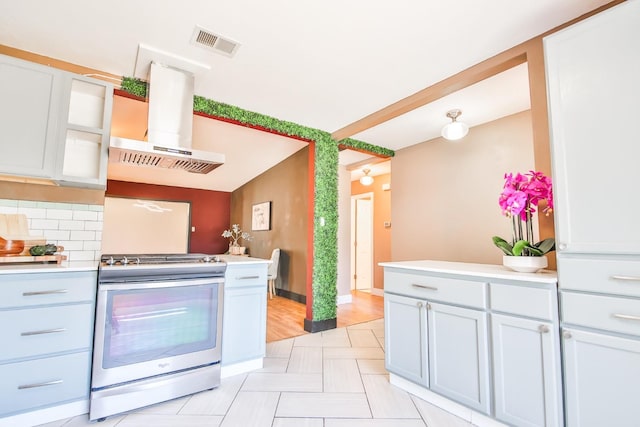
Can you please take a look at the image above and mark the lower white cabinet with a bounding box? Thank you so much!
[381,260,561,427]
[384,293,428,386]
[0,270,96,420]
[428,302,490,413]
[562,328,640,427]
[222,262,268,366]
[492,314,562,427]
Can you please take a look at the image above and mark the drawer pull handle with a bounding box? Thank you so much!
[21,328,67,336]
[18,379,63,390]
[611,275,640,282]
[237,275,260,280]
[412,284,438,291]
[613,313,640,321]
[22,289,68,296]
[538,325,550,333]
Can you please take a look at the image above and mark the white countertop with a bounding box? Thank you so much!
[379,260,557,284]
[218,254,271,265]
[0,260,99,274]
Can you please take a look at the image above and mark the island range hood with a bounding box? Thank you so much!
[109,62,224,174]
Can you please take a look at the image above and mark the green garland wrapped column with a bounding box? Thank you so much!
[304,136,339,332]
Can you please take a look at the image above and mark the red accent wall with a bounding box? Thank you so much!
[106,180,231,254]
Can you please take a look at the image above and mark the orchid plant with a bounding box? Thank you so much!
[492,170,555,257]
[222,224,252,247]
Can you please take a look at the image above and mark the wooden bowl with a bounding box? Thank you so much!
[0,236,25,256]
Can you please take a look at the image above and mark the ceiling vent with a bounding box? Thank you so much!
[191,26,240,57]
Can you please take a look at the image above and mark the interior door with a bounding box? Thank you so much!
[352,195,373,291]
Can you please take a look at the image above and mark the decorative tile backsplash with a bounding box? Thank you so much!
[0,198,103,261]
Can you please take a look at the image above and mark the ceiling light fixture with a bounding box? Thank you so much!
[360,169,374,186]
[441,109,469,141]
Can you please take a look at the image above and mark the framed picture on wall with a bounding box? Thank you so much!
[252,201,271,231]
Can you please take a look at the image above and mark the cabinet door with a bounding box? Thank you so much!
[55,74,113,188]
[384,293,428,386]
[222,286,267,365]
[562,328,640,427]
[427,302,490,413]
[492,314,563,427]
[544,0,640,255]
[0,54,60,178]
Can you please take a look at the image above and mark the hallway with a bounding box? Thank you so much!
[267,290,384,342]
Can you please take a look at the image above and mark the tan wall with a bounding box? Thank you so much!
[351,172,392,290]
[391,110,536,265]
[231,146,310,297]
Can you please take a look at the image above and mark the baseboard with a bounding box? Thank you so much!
[337,293,353,305]
[0,399,88,427]
[276,289,306,304]
[221,358,263,378]
[389,374,506,427]
[304,317,336,333]
[369,288,384,297]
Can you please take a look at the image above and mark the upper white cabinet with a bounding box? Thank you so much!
[544,0,640,255]
[0,55,61,178]
[55,75,113,188]
[0,54,113,189]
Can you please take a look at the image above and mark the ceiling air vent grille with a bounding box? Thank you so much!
[191,26,240,57]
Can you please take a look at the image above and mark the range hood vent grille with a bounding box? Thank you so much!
[111,141,223,174]
[191,26,240,57]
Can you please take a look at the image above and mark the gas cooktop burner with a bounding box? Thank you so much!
[100,253,223,267]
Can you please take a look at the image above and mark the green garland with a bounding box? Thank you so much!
[119,78,393,321]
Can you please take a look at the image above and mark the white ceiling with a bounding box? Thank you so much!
[0,0,612,190]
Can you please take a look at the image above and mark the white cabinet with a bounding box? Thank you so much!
[384,293,428,386]
[0,54,113,189]
[0,54,61,178]
[490,283,563,427]
[428,302,489,414]
[222,263,268,367]
[544,0,640,255]
[545,2,640,424]
[381,261,561,427]
[55,74,113,188]
[0,270,96,420]
[562,328,640,427]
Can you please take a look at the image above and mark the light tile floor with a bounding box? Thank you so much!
[39,319,472,427]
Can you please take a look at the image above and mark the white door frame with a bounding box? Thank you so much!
[350,192,374,291]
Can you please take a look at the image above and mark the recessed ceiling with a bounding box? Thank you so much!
[0,0,613,190]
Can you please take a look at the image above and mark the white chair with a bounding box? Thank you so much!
[267,248,280,299]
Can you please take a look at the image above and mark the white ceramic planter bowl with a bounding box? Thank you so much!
[502,255,548,273]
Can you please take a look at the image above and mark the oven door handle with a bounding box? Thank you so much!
[98,277,224,291]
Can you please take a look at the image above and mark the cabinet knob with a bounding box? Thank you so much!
[426,303,432,310]
[563,331,572,339]
[559,243,567,250]
[417,302,423,308]
[538,325,550,333]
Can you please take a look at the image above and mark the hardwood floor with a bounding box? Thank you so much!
[266,290,384,342]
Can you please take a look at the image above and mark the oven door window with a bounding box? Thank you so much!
[102,283,219,368]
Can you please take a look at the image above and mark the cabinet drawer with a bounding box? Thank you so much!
[490,283,556,320]
[0,271,97,308]
[0,351,90,416]
[384,270,487,308]
[558,257,640,297]
[562,292,640,337]
[225,265,267,288]
[0,303,94,362]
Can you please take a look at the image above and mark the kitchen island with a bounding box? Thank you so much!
[380,260,562,427]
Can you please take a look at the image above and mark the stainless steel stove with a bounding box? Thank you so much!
[90,253,226,421]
